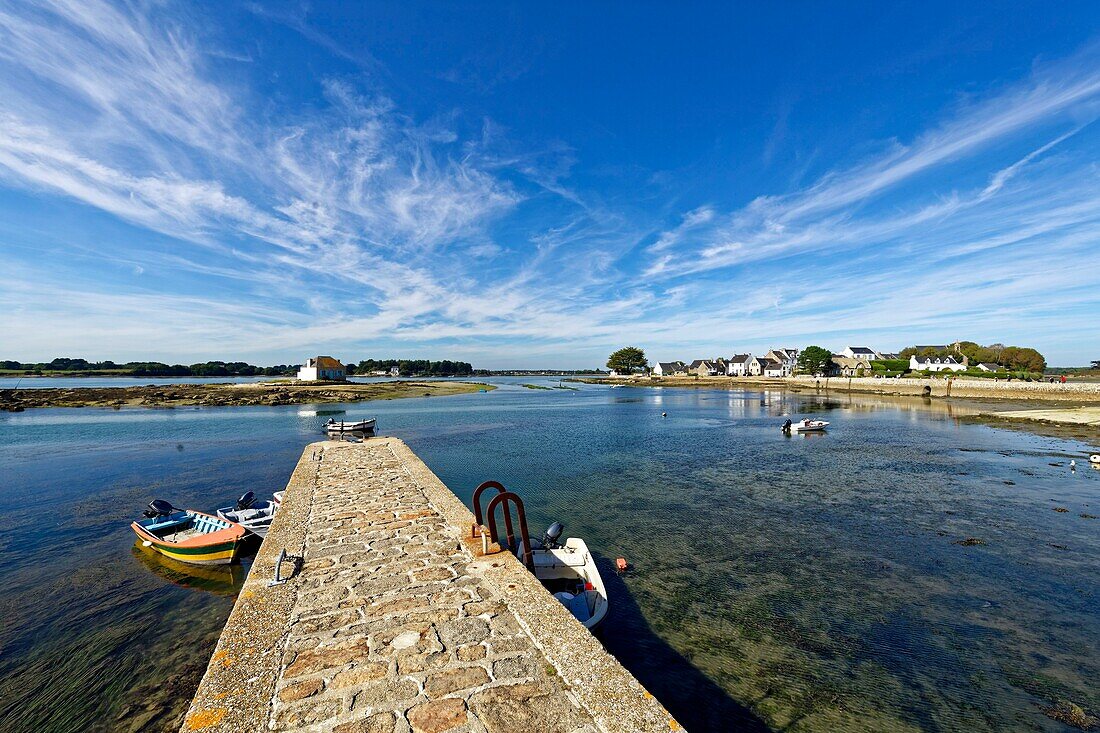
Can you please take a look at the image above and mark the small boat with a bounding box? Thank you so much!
[1090,454,1100,465]
[526,523,609,630]
[793,418,829,432]
[216,491,276,538]
[273,490,285,506]
[131,500,245,565]
[325,417,376,433]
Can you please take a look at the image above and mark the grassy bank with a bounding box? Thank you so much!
[0,380,494,411]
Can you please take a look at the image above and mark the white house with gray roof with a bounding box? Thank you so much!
[726,354,752,376]
[840,346,881,360]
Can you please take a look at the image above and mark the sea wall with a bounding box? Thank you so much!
[181,438,677,733]
[783,375,1100,402]
[586,374,1100,403]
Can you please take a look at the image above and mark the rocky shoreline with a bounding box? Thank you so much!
[0,381,493,411]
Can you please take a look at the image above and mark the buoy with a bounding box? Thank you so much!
[661,412,667,417]
[1070,460,1076,471]
[142,540,152,547]
[615,557,629,573]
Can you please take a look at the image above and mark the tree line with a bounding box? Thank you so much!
[1,358,297,376]
[348,359,473,376]
[898,341,1046,373]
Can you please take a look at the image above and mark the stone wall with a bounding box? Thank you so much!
[785,375,1100,402]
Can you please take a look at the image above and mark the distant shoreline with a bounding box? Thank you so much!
[0,380,494,411]
[569,374,1100,403]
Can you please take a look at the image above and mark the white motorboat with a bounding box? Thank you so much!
[527,524,608,630]
[216,491,276,538]
[793,418,829,432]
[272,490,285,506]
[1090,454,1100,465]
[325,417,376,433]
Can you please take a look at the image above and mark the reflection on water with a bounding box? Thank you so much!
[1,379,1098,732]
[131,544,249,597]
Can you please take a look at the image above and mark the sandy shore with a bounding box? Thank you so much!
[0,380,494,410]
[986,406,1100,427]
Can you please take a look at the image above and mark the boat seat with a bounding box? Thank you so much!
[564,592,591,623]
[532,550,588,568]
[144,513,189,532]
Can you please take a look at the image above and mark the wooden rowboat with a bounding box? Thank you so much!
[131,500,246,565]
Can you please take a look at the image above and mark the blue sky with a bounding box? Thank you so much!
[1,2,1099,368]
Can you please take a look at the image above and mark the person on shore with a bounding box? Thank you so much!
[1061,375,1067,384]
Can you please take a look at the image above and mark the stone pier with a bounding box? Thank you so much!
[182,438,679,733]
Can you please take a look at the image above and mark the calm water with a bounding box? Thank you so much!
[0,375,412,388]
[1,380,1097,732]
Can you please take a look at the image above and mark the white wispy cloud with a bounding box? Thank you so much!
[0,2,1098,366]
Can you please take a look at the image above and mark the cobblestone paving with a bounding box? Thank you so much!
[270,442,598,733]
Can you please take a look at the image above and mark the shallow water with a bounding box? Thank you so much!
[1,380,1097,732]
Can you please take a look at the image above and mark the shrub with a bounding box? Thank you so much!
[872,359,908,372]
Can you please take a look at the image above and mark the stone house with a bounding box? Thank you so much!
[687,359,719,377]
[297,356,347,381]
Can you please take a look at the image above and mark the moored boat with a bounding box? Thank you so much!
[1090,454,1100,465]
[473,481,609,631]
[216,491,276,538]
[131,500,245,565]
[528,523,608,629]
[273,490,285,506]
[325,417,376,433]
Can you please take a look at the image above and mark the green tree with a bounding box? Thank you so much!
[606,346,648,374]
[796,346,833,376]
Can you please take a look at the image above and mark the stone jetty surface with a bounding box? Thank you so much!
[182,438,678,733]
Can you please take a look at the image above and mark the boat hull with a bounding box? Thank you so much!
[325,418,376,433]
[130,510,245,566]
[530,538,608,630]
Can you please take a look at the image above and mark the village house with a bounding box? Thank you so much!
[840,346,881,360]
[760,358,786,377]
[764,348,799,376]
[653,360,686,376]
[830,356,873,376]
[687,359,719,376]
[910,355,967,372]
[726,354,751,376]
[975,362,1003,372]
[745,355,767,376]
[297,356,347,381]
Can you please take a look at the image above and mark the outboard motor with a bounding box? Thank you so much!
[542,521,565,549]
[143,499,176,519]
[235,491,257,510]
[782,418,792,432]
